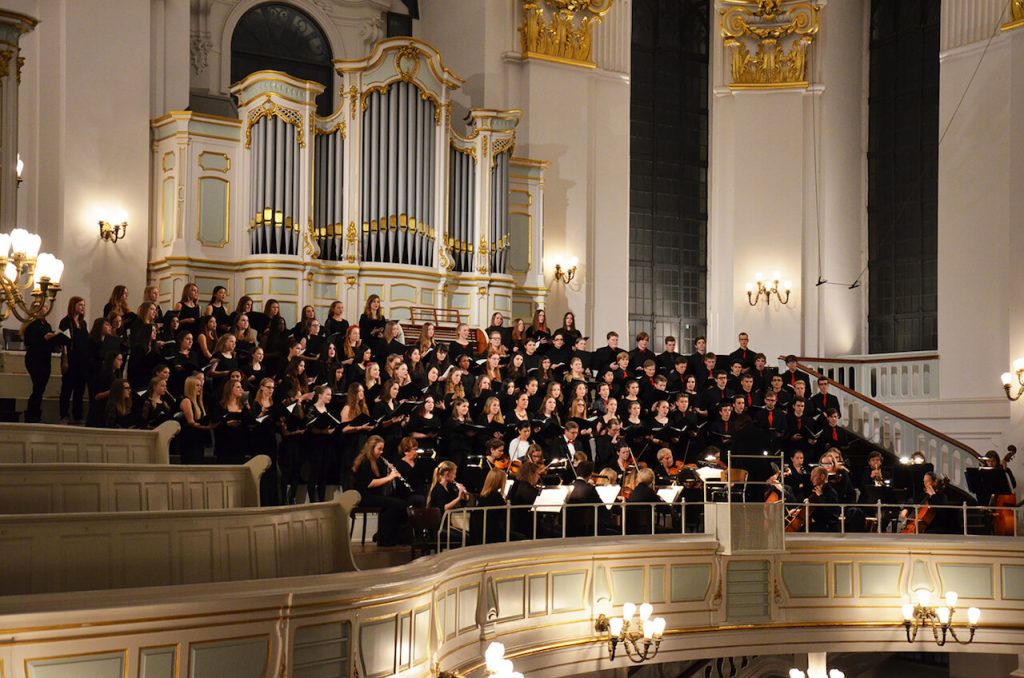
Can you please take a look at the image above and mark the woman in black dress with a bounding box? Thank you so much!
[393,436,430,506]
[104,379,137,428]
[352,435,410,546]
[441,398,476,468]
[358,294,386,340]
[138,376,175,429]
[87,349,122,428]
[426,460,470,543]
[213,379,250,464]
[407,395,442,454]
[470,468,512,545]
[179,374,214,463]
[260,315,290,377]
[372,380,407,456]
[304,385,338,502]
[323,301,349,342]
[205,285,230,332]
[174,282,201,329]
[22,307,61,423]
[276,387,306,503]
[58,296,89,424]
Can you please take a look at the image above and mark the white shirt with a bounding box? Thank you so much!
[509,438,532,462]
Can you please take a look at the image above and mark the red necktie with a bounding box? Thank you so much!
[832,428,838,441]
[768,412,773,427]
[746,394,752,406]
[724,421,729,433]
[797,418,802,430]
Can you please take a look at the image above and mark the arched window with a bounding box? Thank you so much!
[231,3,334,116]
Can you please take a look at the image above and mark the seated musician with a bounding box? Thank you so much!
[900,471,956,534]
[508,420,533,463]
[820,449,856,504]
[653,447,685,485]
[549,420,580,465]
[566,458,616,537]
[785,449,812,502]
[604,442,636,479]
[808,466,841,532]
[508,460,543,539]
[859,451,892,500]
[982,449,1017,496]
[625,468,670,535]
[469,468,520,545]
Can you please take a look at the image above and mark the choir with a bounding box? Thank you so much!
[16,287,1017,544]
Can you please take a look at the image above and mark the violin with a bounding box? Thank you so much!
[784,504,810,532]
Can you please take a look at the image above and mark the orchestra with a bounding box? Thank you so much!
[14,287,1021,546]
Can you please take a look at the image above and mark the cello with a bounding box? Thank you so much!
[901,476,950,534]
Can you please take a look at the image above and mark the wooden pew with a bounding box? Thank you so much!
[0,420,179,464]
[0,456,270,513]
[0,491,361,595]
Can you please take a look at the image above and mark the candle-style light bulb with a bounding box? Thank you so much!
[622,602,636,621]
[609,617,624,636]
[1003,372,1014,386]
[916,589,931,607]
[945,591,958,608]
[937,607,950,626]
[638,602,653,622]
[968,607,981,625]
[790,670,806,678]
[1013,358,1024,373]
[901,603,915,621]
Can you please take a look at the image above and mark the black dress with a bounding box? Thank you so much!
[177,302,200,327]
[58,317,89,421]
[354,460,409,546]
[23,318,58,423]
[213,405,250,465]
[305,407,337,502]
[470,492,511,544]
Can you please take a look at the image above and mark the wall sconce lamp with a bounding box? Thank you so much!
[16,154,23,186]
[99,219,127,244]
[746,272,791,306]
[1000,358,1024,401]
[901,589,979,646]
[595,600,665,663]
[552,255,578,285]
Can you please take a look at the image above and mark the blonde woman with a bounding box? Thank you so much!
[352,435,409,546]
[471,468,511,545]
[174,282,200,327]
[179,374,214,464]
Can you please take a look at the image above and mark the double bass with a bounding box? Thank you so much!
[991,445,1019,536]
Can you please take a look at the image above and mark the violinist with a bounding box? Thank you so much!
[566,459,615,537]
[606,443,637,481]
[653,447,685,485]
[625,468,669,535]
[508,460,543,539]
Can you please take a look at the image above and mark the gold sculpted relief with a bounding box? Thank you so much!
[1003,0,1024,31]
[721,0,820,89]
[519,0,614,68]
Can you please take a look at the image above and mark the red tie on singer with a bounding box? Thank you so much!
[768,412,773,427]
[832,428,838,442]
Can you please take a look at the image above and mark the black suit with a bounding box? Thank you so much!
[508,480,540,538]
[809,392,841,419]
[566,479,614,537]
[625,484,666,535]
[808,485,841,532]
[729,347,758,370]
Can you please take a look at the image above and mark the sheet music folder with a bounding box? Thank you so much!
[532,486,571,513]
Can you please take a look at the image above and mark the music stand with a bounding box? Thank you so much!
[965,468,1014,506]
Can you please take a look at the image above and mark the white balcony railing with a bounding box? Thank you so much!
[796,351,939,402]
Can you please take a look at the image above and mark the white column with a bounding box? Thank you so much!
[0,10,36,233]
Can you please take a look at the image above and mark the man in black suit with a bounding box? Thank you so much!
[549,421,581,465]
[782,354,812,392]
[625,468,669,534]
[786,397,819,453]
[809,377,841,420]
[808,466,841,532]
[729,332,758,370]
[666,355,690,392]
[656,336,682,375]
[592,331,622,375]
[755,391,787,446]
[629,331,657,372]
[566,459,615,536]
[817,409,850,451]
[702,370,733,414]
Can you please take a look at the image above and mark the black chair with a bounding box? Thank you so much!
[408,506,442,559]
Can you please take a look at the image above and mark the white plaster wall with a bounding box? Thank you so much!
[9,0,153,318]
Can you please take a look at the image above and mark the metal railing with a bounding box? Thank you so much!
[432,498,1021,550]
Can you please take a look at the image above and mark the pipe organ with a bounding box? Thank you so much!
[149,38,545,327]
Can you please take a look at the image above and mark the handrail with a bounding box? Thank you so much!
[789,353,939,365]
[788,359,981,460]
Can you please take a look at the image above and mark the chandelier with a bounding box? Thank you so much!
[595,601,666,663]
[0,228,64,322]
[483,642,523,678]
[901,589,980,646]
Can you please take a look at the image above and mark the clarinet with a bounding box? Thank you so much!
[384,458,415,494]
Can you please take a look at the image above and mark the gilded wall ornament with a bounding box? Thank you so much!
[720,0,820,89]
[1004,0,1024,30]
[0,50,12,80]
[346,221,358,263]
[519,0,615,68]
[245,95,306,148]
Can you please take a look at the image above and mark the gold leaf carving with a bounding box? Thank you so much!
[245,95,306,148]
[721,0,820,89]
[519,0,614,68]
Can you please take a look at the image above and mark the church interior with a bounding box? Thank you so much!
[0,0,1023,676]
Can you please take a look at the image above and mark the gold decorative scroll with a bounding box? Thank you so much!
[439,231,456,271]
[519,0,614,68]
[346,222,358,263]
[1002,0,1024,31]
[721,0,820,89]
[303,219,321,258]
[245,95,306,148]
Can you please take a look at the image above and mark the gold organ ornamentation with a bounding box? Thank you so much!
[720,0,820,89]
[1003,0,1024,31]
[0,49,12,79]
[302,219,320,258]
[519,0,615,69]
[245,95,306,148]
[346,222,358,264]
